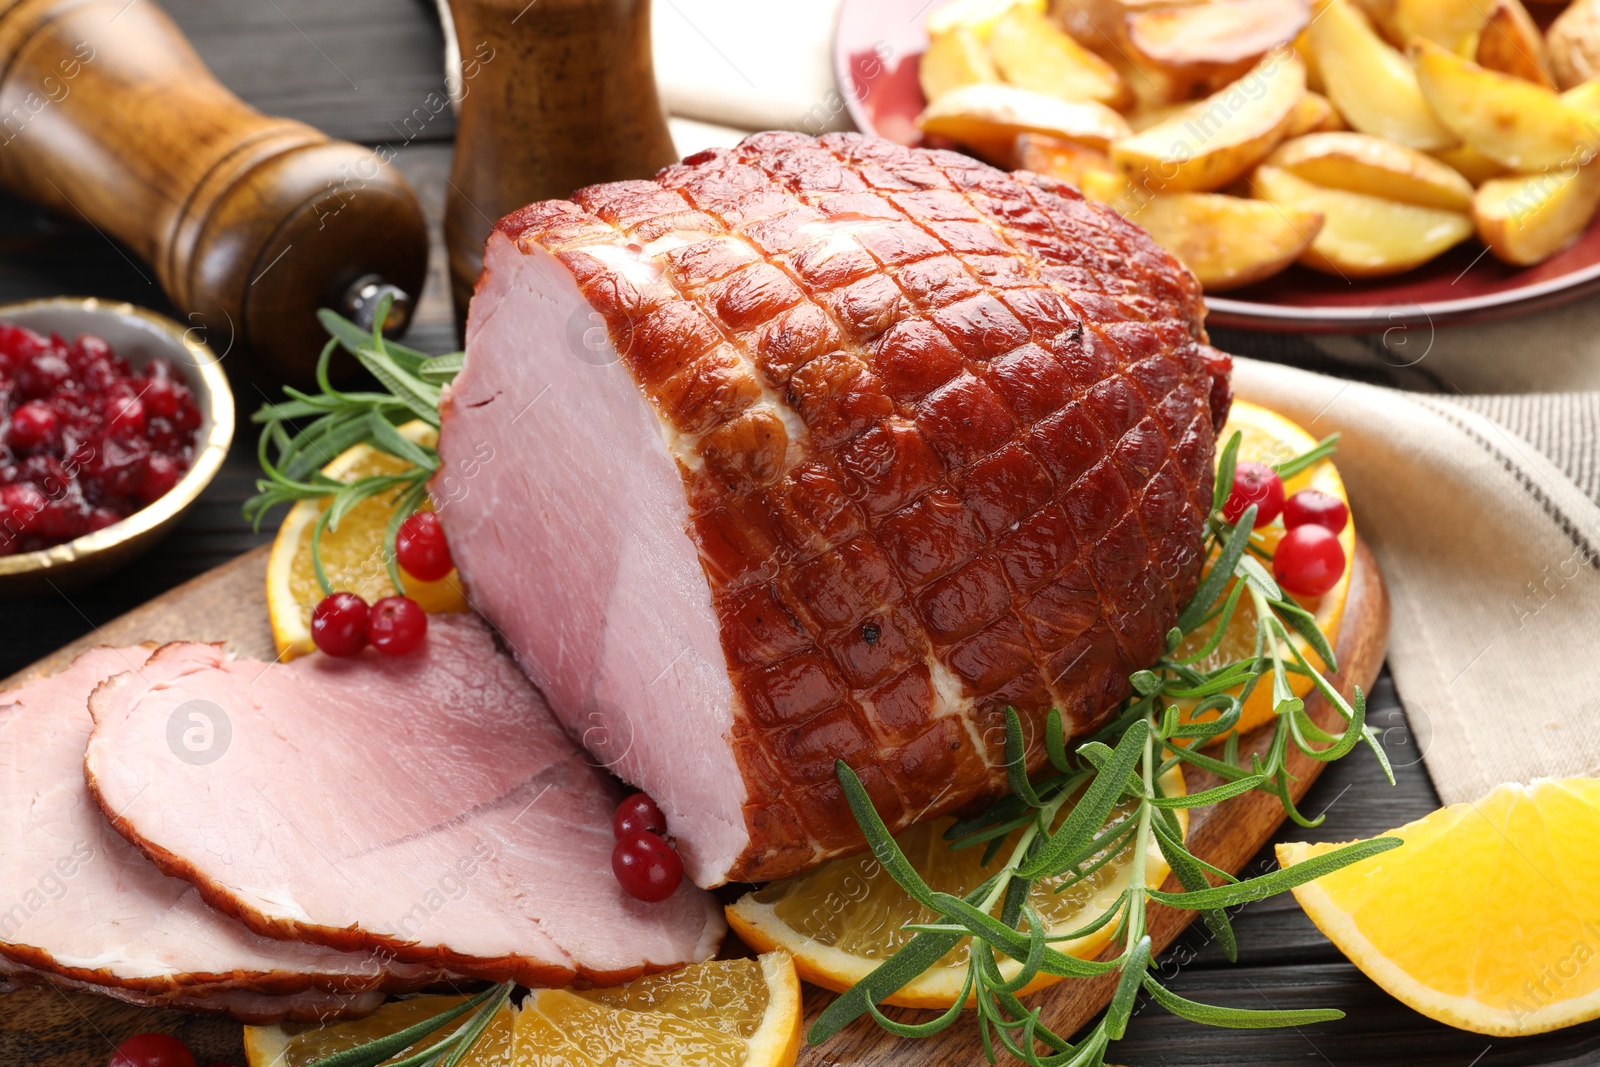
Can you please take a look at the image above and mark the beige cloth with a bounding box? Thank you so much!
[1236,359,1600,803]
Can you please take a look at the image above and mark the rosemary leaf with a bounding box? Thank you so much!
[1141,973,1343,1028]
[1148,837,1402,910]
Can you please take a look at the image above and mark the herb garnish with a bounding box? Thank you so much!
[809,430,1400,1065]
[243,297,461,596]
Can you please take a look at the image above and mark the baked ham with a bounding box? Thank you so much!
[436,131,1230,887]
[83,616,724,987]
[0,648,423,1022]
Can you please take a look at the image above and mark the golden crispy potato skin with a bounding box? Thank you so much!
[918,83,1131,163]
[988,6,1130,107]
[1474,166,1600,264]
[1250,164,1473,276]
[1129,193,1324,290]
[920,26,1000,103]
[1112,47,1305,192]
[1475,0,1555,89]
[1266,132,1476,211]
[1412,39,1600,171]
[1308,0,1458,151]
[1126,0,1310,75]
[1550,0,1600,90]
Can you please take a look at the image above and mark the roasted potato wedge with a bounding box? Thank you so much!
[929,0,1046,38]
[1473,165,1600,263]
[1267,131,1475,209]
[1013,132,1118,182]
[1432,142,1507,184]
[1389,0,1484,53]
[1308,0,1458,151]
[989,6,1131,107]
[1010,135,1142,210]
[1412,39,1600,171]
[1250,164,1474,275]
[1126,0,1311,74]
[1286,91,1345,135]
[1126,192,1325,289]
[1111,48,1305,192]
[920,27,1000,103]
[1474,0,1554,89]
[920,84,1133,162]
[1550,0,1600,91]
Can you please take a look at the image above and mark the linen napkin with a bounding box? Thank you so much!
[1234,359,1600,803]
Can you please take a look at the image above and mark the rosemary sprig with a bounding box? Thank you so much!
[243,297,463,596]
[304,981,514,1067]
[810,432,1400,1065]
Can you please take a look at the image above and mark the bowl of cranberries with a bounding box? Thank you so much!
[0,298,232,593]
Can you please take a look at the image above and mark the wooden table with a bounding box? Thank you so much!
[0,3,1593,1064]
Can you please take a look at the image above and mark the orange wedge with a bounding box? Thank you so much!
[244,952,801,1067]
[727,765,1185,1009]
[265,420,468,660]
[1278,778,1600,1036]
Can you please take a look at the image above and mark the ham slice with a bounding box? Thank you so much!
[0,648,424,1021]
[435,131,1229,886]
[0,956,384,1025]
[83,616,725,987]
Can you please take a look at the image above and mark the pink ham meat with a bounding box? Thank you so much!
[0,647,420,1022]
[435,131,1229,887]
[82,615,724,987]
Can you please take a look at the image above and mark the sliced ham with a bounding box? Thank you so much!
[435,130,1229,886]
[0,648,425,1020]
[83,616,725,987]
[0,956,385,1024]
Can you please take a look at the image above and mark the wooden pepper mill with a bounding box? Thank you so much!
[443,0,678,334]
[0,0,429,384]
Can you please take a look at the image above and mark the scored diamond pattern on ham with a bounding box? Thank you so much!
[438,131,1230,887]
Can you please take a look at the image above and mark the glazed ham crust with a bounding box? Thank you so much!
[448,131,1228,884]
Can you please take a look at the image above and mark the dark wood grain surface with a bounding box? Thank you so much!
[0,2,1594,1064]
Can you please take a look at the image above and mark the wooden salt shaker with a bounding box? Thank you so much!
[443,0,678,335]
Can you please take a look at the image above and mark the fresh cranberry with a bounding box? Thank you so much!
[86,435,149,501]
[612,831,683,902]
[614,793,667,839]
[1283,489,1349,535]
[106,395,146,437]
[367,595,427,656]
[394,511,453,582]
[1221,461,1284,528]
[8,400,57,452]
[16,349,70,399]
[139,453,183,504]
[141,376,183,419]
[1273,524,1346,598]
[106,1032,196,1067]
[0,483,46,537]
[311,592,370,657]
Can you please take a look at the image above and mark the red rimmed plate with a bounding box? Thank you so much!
[833,0,1600,332]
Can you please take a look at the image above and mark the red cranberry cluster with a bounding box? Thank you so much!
[1222,461,1349,598]
[0,323,201,556]
[310,512,453,659]
[612,792,684,902]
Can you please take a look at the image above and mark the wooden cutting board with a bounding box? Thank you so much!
[0,540,1389,1066]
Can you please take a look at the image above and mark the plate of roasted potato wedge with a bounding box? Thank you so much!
[835,0,1600,329]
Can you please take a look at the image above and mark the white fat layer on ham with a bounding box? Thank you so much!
[0,648,409,995]
[438,233,752,888]
[83,618,725,980]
